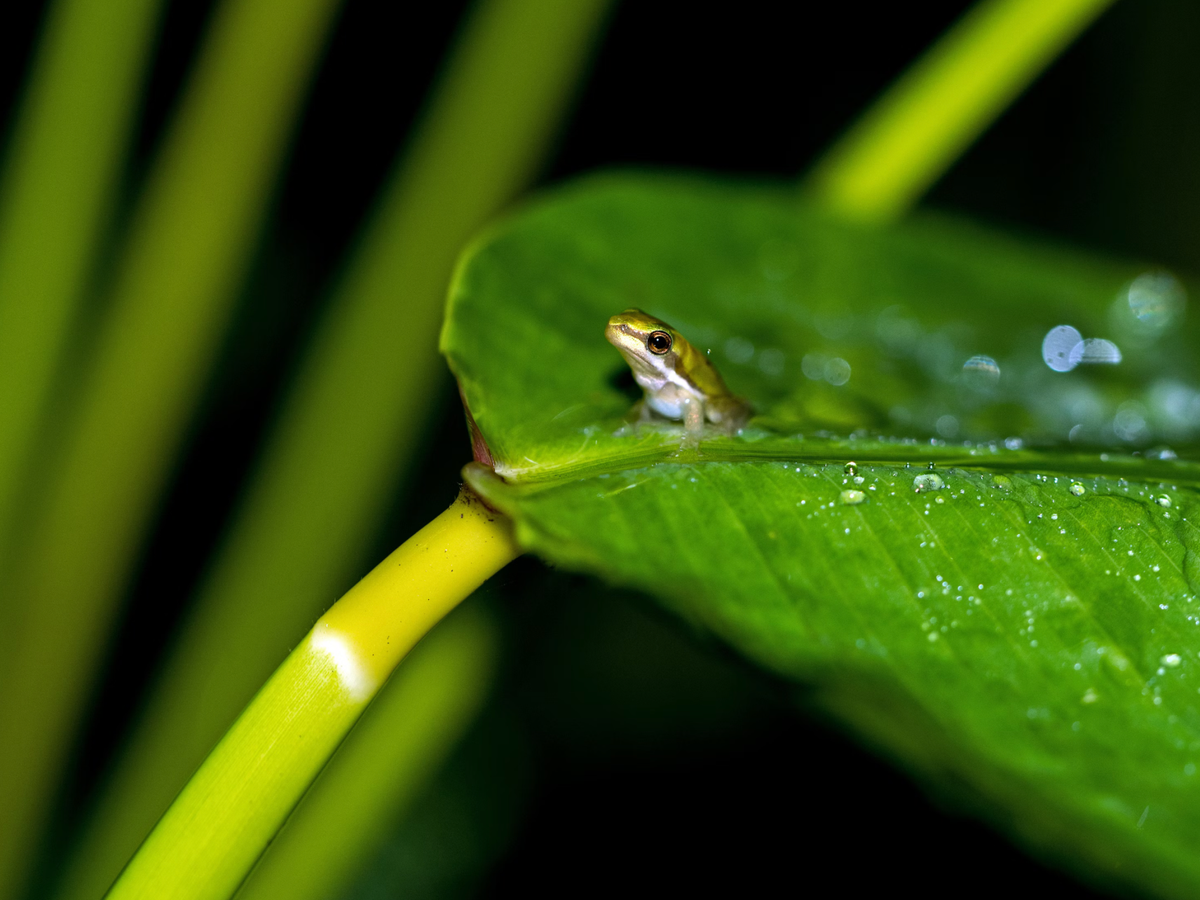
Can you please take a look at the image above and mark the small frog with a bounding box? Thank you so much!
[606,308,751,441]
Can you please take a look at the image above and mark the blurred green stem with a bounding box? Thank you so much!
[57,1,613,897]
[806,0,1116,221]
[0,0,167,893]
[0,0,164,632]
[0,0,342,891]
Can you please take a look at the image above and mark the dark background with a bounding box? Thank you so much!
[8,0,1200,896]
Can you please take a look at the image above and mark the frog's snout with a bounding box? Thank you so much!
[604,317,631,348]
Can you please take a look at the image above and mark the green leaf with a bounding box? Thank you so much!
[443,174,1200,897]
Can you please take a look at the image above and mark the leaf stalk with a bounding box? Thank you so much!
[104,489,518,900]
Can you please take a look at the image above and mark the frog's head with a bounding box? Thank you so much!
[605,308,679,380]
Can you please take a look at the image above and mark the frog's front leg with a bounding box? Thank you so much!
[677,396,705,451]
[614,399,655,437]
[637,399,657,426]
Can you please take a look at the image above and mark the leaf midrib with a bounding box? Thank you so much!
[491,439,1200,490]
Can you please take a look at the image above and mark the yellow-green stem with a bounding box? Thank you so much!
[0,0,342,886]
[105,491,518,900]
[237,602,498,900]
[56,2,613,897]
[805,0,1115,222]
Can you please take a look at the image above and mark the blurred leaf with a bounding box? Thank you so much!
[0,0,165,598]
[0,0,344,886]
[446,174,1200,898]
[806,0,1116,222]
[58,2,614,897]
[0,2,167,895]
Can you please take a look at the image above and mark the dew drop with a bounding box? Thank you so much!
[844,461,858,476]
[962,355,1001,389]
[1163,653,1183,667]
[1070,338,1122,367]
[725,336,755,364]
[1157,494,1173,508]
[1069,483,1086,496]
[913,473,946,494]
[758,348,785,377]
[824,357,851,386]
[1116,271,1187,341]
[1042,325,1083,372]
[840,489,866,506]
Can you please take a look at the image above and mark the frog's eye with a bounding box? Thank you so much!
[646,330,672,355]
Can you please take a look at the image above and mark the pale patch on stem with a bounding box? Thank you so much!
[307,625,378,702]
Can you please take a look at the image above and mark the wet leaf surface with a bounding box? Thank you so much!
[443,174,1200,897]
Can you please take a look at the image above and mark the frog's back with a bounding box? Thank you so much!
[673,340,751,427]
[673,338,733,399]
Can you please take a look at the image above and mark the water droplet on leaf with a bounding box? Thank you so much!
[913,473,946,493]
[962,355,1000,390]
